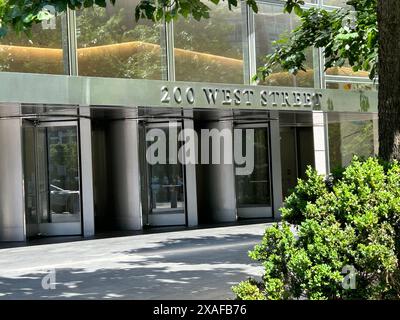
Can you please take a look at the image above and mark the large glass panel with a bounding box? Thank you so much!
[147,127,184,212]
[174,1,244,84]
[326,61,371,78]
[254,3,314,87]
[23,127,39,237]
[76,1,166,79]
[280,127,314,199]
[236,127,271,206]
[38,127,50,223]
[326,82,378,91]
[323,0,349,7]
[47,126,81,222]
[280,127,297,199]
[296,127,315,179]
[0,10,64,74]
[328,113,378,169]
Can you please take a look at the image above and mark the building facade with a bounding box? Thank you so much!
[0,0,378,242]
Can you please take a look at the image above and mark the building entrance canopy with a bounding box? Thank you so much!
[0,72,377,114]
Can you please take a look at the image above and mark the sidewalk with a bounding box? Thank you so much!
[0,223,269,300]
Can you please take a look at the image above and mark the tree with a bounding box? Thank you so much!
[0,0,258,35]
[377,1,400,162]
[256,0,400,162]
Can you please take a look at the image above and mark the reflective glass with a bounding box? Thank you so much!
[326,82,377,91]
[174,1,245,84]
[47,126,81,221]
[254,3,314,87]
[0,10,64,74]
[236,127,271,206]
[76,1,166,79]
[147,127,184,212]
[323,0,349,7]
[328,114,378,168]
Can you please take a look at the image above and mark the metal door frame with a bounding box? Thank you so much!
[140,121,187,227]
[22,119,82,237]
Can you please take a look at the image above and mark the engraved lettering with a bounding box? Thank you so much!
[173,87,182,103]
[203,88,219,104]
[233,89,241,105]
[243,89,254,106]
[222,89,232,105]
[161,86,170,103]
[260,90,268,106]
[186,87,195,104]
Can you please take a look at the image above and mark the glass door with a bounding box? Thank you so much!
[23,125,40,238]
[280,126,315,199]
[280,127,298,199]
[23,120,82,237]
[235,124,273,218]
[141,122,186,227]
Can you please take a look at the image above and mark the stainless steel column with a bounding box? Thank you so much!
[270,111,283,219]
[183,110,198,227]
[0,104,25,241]
[109,119,142,230]
[202,121,237,223]
[312,111,329,175]
[79,107,95,237]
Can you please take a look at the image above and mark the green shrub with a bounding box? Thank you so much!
[231,279,266,300]
[233,157,400,300]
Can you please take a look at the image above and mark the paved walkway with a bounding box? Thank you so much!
[0,223,269,300]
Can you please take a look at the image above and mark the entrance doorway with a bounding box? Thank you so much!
[280,126,315,199]
[234,124,273,219]
[140,122,186,227]
[23,120,82,237]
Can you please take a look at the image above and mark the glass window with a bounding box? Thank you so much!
[174,1,245,84]
[146,126,184,212]
[323,0,349,7]
[254,3,314,87]
[328,113,378,169]
[326,59,371,78]
[0,9,65,75]
[326,82,377,91]
[76,1,166,79]
[47,126,81,219]
[236,127,271,206]
[280,126,315,199]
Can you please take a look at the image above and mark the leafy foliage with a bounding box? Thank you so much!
[233,157,400,300]
[0,0,258,36]
[255,0,378,81]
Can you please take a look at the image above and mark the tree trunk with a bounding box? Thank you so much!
[378,0,400,161]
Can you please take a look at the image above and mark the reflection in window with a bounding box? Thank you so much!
[254,3,314,87]
[76,1,166,79]
[323,0,349,7]
[174,1,244,84]
[328,114,378,169]
[146,127,184,212]
[236,128,271,206]
[0,12,64,74]
[326,60,370,78]
[326,82,377,91]
[48,127,80,220]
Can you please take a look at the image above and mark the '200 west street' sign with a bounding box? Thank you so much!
[160,85,323,110]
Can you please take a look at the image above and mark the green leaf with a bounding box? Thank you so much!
[293,5,303,16]
[36,10,52,21]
